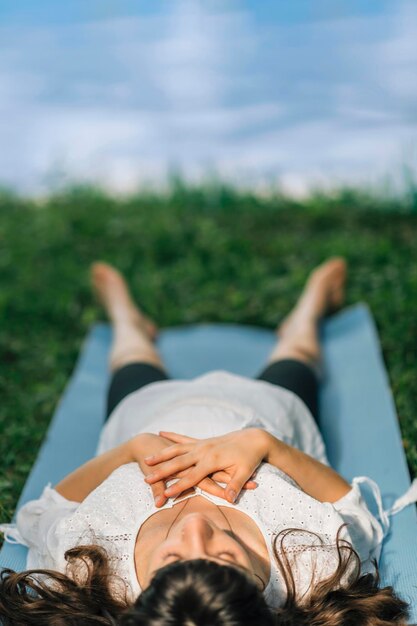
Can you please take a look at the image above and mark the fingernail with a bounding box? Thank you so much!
[155,495,165,506]
[164,487,173,496]
[228,489,236,502]
[145,474,155,482]
[144,455,154,462]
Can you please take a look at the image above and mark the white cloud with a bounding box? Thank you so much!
[0,0,416,195]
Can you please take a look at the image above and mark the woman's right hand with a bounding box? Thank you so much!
[128,433,257,507]
[144,428,269,503]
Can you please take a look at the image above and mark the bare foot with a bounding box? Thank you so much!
[91,262,159,340]
[276,257,347,338]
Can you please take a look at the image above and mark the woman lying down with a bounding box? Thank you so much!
[1,257,416,626]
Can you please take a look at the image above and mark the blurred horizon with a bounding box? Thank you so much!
[1,0,416,197]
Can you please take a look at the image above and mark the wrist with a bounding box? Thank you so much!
[125,434,147,463]
[263,432,288,465]
[250,428,274,460]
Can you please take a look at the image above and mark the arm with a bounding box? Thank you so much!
[54,433,178,503]
[145,428,352,503]
[54,441,134,502]
[54,433,240,505]
[263,431,352,503]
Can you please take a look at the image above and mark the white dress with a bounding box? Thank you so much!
[1,370,416,608]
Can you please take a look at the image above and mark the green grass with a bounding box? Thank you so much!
[0,182,417,544]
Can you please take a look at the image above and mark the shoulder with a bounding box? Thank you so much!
[64,463,155,526]
[235,465,363,553]
[19,465,153,548]
[331,478,385,564]
[236,463,337,526]
[2,484,81,572]
[15,484,79,545]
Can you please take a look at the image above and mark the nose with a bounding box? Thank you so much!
[180,514,214,557]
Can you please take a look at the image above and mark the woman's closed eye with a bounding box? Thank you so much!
[163,551,237,563]
[163,552,182,563]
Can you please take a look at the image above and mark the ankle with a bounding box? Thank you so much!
[281,309,319,340]
[294,295,322,321]
[110,350,164,372]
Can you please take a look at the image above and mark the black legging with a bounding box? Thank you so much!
[106,358,320,428]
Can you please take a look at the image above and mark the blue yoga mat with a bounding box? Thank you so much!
[1,302,416,621]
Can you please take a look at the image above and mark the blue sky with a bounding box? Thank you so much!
[0,0,392,25]
[0,0,416,195]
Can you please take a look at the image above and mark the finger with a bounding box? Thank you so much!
[210,470,230,483]
[197,477,227,499]
[209,471,257,490]
[225,469,254,504]
[164,465,209,498]
[171,468,191,479]
[149,480,167,508]
[144,454,195,484]
[173,469,256,490]
[158,431,197,444]
[144,443,191,465]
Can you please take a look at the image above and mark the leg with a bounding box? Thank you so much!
[258,358,320,423]
[256,257,348,424]
[91,262,169,419]
[106,363,169,419]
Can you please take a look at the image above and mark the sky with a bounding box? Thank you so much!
[0,0,416,196]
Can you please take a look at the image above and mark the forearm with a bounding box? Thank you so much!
[54,441,134,502]
[262,431,352,503]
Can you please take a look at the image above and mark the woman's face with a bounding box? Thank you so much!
[135,497,267,590]
[147,512,254,579]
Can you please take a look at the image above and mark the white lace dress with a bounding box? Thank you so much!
[1,370,416,608]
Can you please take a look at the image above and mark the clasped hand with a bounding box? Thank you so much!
[142,428,268,506]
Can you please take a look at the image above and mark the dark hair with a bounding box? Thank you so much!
[119,525,411,626]
[0,544,129,625]
[0,526,412,625]
[271,525,411,625]
[119,558,275,626]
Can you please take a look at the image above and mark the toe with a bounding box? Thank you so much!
[91,261,116,285]
[310,257,347,285]
[90,262,130,296]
